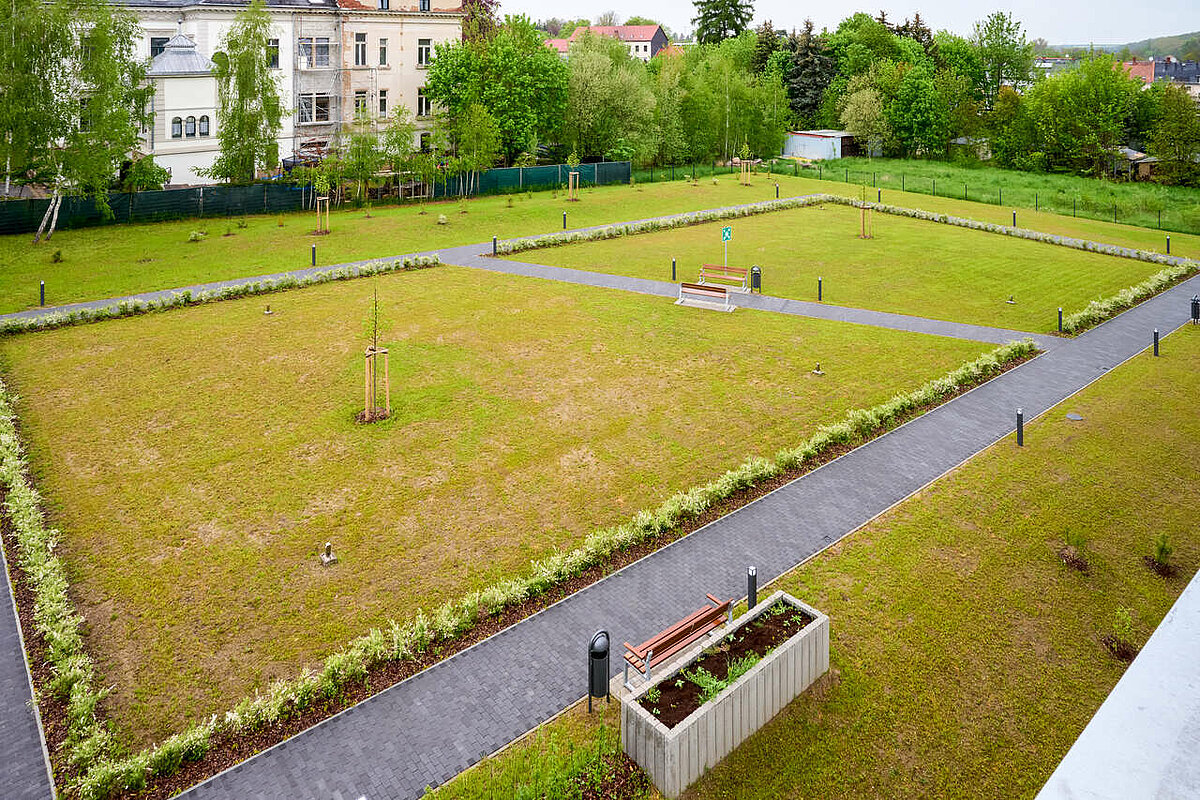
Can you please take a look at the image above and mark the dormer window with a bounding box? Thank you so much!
[378,0,388,8]
[419,0,429,10]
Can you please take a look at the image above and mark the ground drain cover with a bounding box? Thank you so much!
[1066,413,1083,421]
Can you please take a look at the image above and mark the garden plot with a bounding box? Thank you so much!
[0,263,988,746]
[508,202,1162,332]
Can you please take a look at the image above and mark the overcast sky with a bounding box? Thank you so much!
[508,0,1198,46]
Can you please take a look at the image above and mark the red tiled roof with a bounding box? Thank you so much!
[545,38,570,53]
[569,25,661,43]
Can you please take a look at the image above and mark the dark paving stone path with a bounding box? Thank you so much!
[0,534,55,798]
[174,279,1198,800]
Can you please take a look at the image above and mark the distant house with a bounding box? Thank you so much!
[544,24,669,61]
[782,130,862,160]
[1122,58,1156,85]
[145,32,220,185]
[1121,56,1200,86]
[1033,56,1075,77]
[1112,146,1158,180]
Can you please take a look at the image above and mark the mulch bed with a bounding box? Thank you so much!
[0,349,1038,799]
[1058,545,1090,574]
[1142,555,1176,578]
[1101,634,1140,663]
[638,602,812,729]
[575,751,652,800]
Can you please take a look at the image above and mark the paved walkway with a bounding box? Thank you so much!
[173,277,1198,799]
[0,528,55,798]
[444,244,1059,348]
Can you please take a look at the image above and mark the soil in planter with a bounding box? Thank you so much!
[1102,634,1140,663]
[639,601,813,729]
[1142,555,1176,578]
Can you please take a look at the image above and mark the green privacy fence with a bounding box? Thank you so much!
[0,184,304,236]
[0,161,633,236]
[430,160,631,198]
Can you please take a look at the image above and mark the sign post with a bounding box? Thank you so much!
[721,225,732,267]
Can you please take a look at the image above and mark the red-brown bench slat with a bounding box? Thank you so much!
[622,595,732,687]
[679,282,728,298]
[701,264,748,276]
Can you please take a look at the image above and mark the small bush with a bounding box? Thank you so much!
[186,230,206,243]
[51,249,63,263]
[1153,532,1174,566]
[437,214,448,225]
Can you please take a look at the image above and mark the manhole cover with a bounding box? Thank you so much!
[1066,413,1083,421]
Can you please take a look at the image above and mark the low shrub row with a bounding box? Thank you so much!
[62,338,1037,798]
[0,255,441,336]
[1060,261,1198,334]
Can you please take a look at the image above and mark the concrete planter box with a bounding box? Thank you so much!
[620,591,829,798]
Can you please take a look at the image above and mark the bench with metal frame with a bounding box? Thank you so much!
[699,263,748,292]
[623,593,732,689]
[676,281,733,312]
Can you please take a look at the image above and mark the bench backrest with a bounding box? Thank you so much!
[680,282,728,299]
[701,264,748,278]
[626,594,731,666]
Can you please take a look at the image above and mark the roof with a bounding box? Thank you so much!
[789,129,855,138]
[122,0,339,9]
[545,38,569,54]
[569,24,662,43]
[147,33,214,76]
[656,43,684,58]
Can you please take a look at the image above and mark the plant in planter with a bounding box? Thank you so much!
[622,592,829,798]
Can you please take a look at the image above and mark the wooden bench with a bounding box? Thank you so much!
[623,593,732,689]
[676,281,732,312]
[699,264,748,292]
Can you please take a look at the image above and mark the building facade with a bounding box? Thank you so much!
[545,25,669,61]
[127,0,462,185]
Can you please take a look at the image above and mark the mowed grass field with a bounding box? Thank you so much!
[1,171,1196,316]
[434,324,1200,800]
[510,202,1160,331]
[0,265,989,746]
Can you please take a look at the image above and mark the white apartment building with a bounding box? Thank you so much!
[128,0,462,185]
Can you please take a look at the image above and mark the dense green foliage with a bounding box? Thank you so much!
[204,0,284,184]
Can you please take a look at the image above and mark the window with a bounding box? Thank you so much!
[171,117,182,138]
[150,36,169,58]
[298,93,331,123]
[354,90,368,116]
[378,89,388,118]
[378,0,388,8]
[419,132,430,152]
[298,37,330,68]
[267,38,279,68]
[417,88,431,118]
[417,38,431,67]
[354,32,366,66]
[185,116,196,137]
[379,37,388,65]
[419,0,429,10]
[199,115,210,136]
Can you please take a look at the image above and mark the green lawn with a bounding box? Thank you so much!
[508,202,1160,331]
[0,265,987,746]
[1,171,1196,316]
[433,323,1200,800]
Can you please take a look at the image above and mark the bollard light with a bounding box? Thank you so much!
[563,211,567,230]
[1016,408,1024,447]
[747,566,757,609]
[492,236,497,256]
[1153,329,1159,357]
[818,276,822,302]
[311,243,316,267]
[672,257,676,282]
[1058,307,1063,333]
[1012,210,1017,227]
[1167,235,1170,255]
[39,280,44,307]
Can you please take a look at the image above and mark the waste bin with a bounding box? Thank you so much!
[588,630,610,710]
[750,265,761,293]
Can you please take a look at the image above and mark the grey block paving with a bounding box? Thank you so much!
[176,276,1199,800]
[0,532,55,798]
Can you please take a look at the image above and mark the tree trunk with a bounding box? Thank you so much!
[46,194,63,240]
[33,192,59,244]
